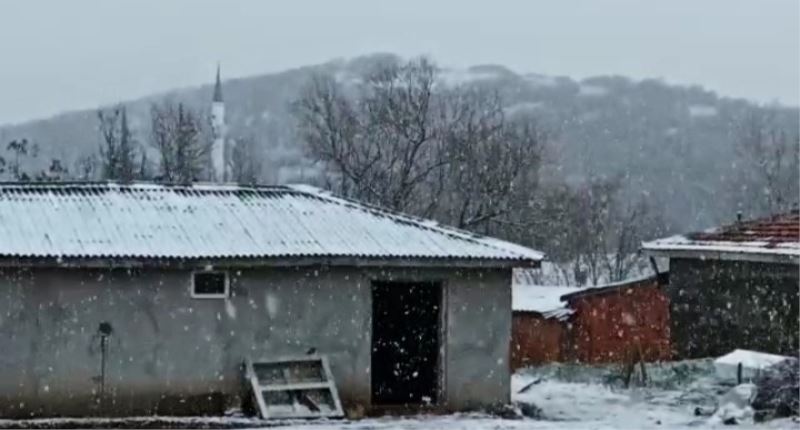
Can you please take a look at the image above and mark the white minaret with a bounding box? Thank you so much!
[210,64,227,182]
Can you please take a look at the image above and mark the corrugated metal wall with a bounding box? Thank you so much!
[511,279,671,369]
[511,313,563,369]
[567,282,671,363]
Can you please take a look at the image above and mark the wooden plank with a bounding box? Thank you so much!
[245,359,269,419]
[320,355,344,418]
[260,382,331,391]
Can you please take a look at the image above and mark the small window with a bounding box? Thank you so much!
[192,271,229,298]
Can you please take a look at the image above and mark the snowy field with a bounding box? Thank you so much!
[1,363,796,429]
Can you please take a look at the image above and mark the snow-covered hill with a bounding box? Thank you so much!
[0,53,797,231]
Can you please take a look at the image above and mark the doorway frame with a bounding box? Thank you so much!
[369,278,448,408]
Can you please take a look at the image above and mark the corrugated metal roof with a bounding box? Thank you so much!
[643,210,800,262]
[0,182,543,264]
[511,284,578,320]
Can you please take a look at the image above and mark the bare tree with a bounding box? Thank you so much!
[602,196,664,282]
[74,154,99,180]
[35,158,69,182]
[294,58,444,212]
[734,108,800,215]
[536,177,665,286]
[137,151,151,181]
[293,57,546,234]
[4,139,35,181]
[574,178,617,286]
[149,102,210,184]
[438,100,545,233]
[98,106,138,181]
[229,136,263,184]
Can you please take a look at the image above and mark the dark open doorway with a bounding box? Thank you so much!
[371,281,442,406]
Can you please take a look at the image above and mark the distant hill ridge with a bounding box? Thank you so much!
[0,53,797,230]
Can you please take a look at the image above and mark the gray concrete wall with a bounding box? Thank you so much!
[668,258,799,359]
[0,264,511,417]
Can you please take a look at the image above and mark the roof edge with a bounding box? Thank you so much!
[287,184,545,262]
[0,255,542,270]
[559,275,660,302]
[642,246,799,265]
[0,180,291,192]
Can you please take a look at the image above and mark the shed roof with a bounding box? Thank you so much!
[642,210,799,263]
[0,182,543,266]
[512,284,581,319]
[559,275,660,301]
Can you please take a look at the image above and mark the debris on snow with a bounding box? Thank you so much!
[515,401,543,419]
[516,377,543,394]
[512,360,798,429]
[709,383,757,425]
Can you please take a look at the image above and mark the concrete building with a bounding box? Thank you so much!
[0,182,541,418]
[643,210,799,359]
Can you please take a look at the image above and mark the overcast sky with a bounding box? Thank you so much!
[0,0,797,124]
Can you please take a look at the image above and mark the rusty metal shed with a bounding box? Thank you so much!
[511,276,671,369]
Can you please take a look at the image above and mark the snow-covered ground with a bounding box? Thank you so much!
[1,363,795,429]
[278,360,797,429]
[506,362,796,430]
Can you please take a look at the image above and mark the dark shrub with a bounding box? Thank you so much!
[752,358,799,422]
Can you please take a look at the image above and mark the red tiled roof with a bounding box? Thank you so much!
[642,210,800,261]
[688,210,799,245]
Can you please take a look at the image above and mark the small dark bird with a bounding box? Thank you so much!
[306,347,317,355]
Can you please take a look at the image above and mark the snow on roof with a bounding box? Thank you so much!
[643,210,800,262]
[559,275,660,301]
[512,284,583,319]
[0,182,543,264]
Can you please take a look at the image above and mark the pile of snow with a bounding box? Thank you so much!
[714,349,793,382]
[709,383,757,425]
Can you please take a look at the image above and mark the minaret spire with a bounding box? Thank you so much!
[210,63,227,182]
[213,63,223,103]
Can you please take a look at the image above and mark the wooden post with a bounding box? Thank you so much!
[737,362,743,384]
[637,342,647,386]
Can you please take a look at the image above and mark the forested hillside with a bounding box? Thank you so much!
[0,53,796,284]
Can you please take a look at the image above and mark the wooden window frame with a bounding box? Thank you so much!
[369,278,447,407]
[245,356,344,419]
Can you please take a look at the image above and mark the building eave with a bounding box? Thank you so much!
[642,247,799,265]
[0,255,541,270]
